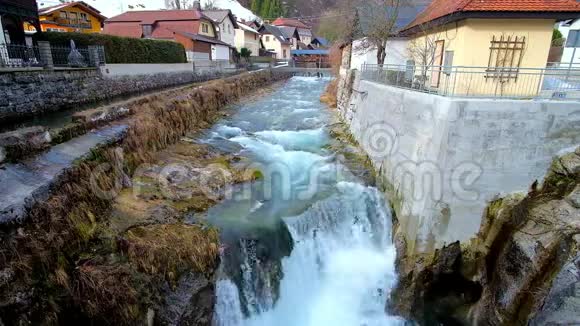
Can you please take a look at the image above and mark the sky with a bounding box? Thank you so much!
[37,0,256,20]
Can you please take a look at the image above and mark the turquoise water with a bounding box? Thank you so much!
[200,76,403,326]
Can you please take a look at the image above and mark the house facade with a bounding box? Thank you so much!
[204,9,237,47]
[0,0,39,44]
[259,24,291,60]
[104,9,231,61]
[31,1,106,33]
[234,22,260,56]
[399,0,580,97]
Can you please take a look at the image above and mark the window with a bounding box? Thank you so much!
[486,35,526,80]
[265,36,270,42]
[59,11,67,19]
[254,34,257,40]
[202,23,209,33]
[283,49,287,58]
[566,30,580,48]
[443,51,454,75]
[228,24,231,34]
[79,13,89,21]
[142,24,153,38]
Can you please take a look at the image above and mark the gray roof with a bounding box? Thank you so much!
[203,10,239,28]
[174,30,233,47]
[297,28,312,37]
[259,24,291,44]
[279,26,297,39]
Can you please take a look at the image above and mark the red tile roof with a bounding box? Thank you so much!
[106,10,204,25]
[271,17,309,29]
[405,0,580,31]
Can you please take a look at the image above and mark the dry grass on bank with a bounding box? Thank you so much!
[320,45,343,108]
[0,70,291,325]
[123,224,220,282]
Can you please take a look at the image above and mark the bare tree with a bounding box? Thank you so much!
[165,0,197,9]
[203,0,220,10]
[356,0,402,65]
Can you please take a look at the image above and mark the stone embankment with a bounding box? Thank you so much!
[330,43,579,325]
[0,69,291,325]
[0,68,240,123]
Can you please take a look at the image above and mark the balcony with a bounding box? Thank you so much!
[55,18,92,30]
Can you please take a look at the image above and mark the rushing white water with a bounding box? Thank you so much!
[209,77,403,325]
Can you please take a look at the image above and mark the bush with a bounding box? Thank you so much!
[34,32,187,64]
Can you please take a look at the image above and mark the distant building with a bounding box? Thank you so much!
[235,21,260,56]
[310,37,329,49]
[104,9,232,61]
[272,17,312,45]
[0,0,40,44]
[277,26,300,50]
[259,24,291,60]
[31,1,106,34]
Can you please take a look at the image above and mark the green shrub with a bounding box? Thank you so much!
[34,32,187,64]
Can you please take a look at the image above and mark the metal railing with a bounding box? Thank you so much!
[361,63,580,101]
[51,45,91,67]
[0,43,42,68]
[0,43,105,69]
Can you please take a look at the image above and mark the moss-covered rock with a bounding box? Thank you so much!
[391,147,580,325]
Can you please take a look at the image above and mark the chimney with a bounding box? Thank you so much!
[193,1,201,10]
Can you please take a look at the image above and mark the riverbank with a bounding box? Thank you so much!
[330,49,580,324]
[0,70,291,324]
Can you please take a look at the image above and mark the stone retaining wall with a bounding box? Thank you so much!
[339,72,580,255]
[0,68,235,122]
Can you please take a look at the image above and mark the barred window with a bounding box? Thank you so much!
[486,35,526,80]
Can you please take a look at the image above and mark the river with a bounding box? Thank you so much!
[194,76,403,326]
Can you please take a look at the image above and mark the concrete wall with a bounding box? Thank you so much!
[100,63,194,77]
[340,75,580,254]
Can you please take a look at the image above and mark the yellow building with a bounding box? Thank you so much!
[25,1,106,34]
[399,0,580,97]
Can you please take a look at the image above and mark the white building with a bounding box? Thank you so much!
[234,22,260,56]
[558,19,580,66]
[204,10,238,61]
[350,37,409,70]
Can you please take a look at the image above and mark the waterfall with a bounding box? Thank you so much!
[209,77,403,325]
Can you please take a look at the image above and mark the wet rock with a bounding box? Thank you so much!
[0,126,51,163]
[529,245,580,326]
[157,272,216,326]
[566,185,580,209]
[0,125,127,224]
[72,105,131,124]
[392,147,580,325]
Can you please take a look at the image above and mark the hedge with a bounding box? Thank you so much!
[34,32,187,64]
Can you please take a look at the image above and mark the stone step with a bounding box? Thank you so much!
[0,124,128,224]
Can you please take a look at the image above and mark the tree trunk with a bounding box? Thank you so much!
[377,44,387,65]
[175,0,181,9]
